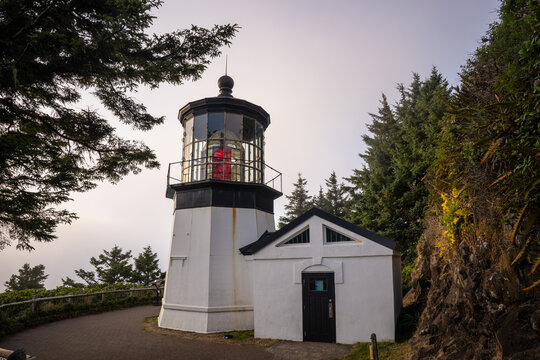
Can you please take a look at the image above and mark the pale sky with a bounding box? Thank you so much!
[0,0,501,291]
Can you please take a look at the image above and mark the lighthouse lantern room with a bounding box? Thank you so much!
[158,76,282,333]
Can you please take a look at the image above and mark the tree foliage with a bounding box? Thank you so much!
[0,0,238,250]
[278,173,313,227]
[312,171,348,217]
[313,186,329,212]
[132,245,163,286]
[73,244,163,285]
[4,263,48,291]
[61,276,84,288]
[74,269,97,286]
[431,0,539,288]
[323,171,348,218]
[347,70,451,260]
[76,245,133,284]
[347,94,401,235]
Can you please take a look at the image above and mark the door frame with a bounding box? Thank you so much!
[302,272,336,342]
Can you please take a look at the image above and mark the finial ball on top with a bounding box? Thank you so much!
[217,75,234,97]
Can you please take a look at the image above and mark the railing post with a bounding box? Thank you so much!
[168,163,171,187]
[68,294,72,304]
[31,298,37,313]
[101,293,106,302]
[154,281,162,306]
[369,333,378,360]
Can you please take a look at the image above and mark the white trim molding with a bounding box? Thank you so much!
[162,303,253,313]
[293,258,343,284]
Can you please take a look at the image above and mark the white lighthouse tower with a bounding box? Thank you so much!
[158,76,282,333]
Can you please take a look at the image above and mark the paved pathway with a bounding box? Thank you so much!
[0,306,351,360]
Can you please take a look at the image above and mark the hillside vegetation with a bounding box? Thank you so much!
[405,0,539,358]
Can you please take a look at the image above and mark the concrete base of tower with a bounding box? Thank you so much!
[158,304,254,333]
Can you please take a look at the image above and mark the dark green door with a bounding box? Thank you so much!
[302,272,336,342]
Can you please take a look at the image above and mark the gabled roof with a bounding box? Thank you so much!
[239,208,401,255]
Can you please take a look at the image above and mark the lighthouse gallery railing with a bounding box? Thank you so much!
[166,160,282,193]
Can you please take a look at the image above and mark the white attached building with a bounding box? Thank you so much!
[240,208,402,343]
[159,76,401,344]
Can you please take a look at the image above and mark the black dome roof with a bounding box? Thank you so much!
[217,75,234,97]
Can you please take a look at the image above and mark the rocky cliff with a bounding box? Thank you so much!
[405,214,540,359]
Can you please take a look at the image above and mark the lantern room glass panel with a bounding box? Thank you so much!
[208,138,225,180]
[243,117,255,142]
[242,142,253,182]
[208,113,224,139]
[184,117,193,147]
[225,113,242,140]
[182,116,194,182]
[182,144,192,182]
[255,121,264,145]
[226,140,244,181]
[192,140,206,181]
[193,114,206,140]
[189,114,207,182]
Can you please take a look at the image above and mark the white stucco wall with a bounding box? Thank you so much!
[250,215,401,343]
[335,257,396,343]
[159,206,275,332]
[252,258,306,341]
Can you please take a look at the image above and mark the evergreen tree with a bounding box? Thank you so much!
[278,173,313,227]
[347,71,450,260]
[76,245,133,284]
[324,171,348,217]
[313,186,330,212]
[132,245,163,286]
[4,263,48,291]
[0,0,237,251]
[347,94,402,234]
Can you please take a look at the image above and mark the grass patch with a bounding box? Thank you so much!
[223,329,255,342]
[145,315,158,325]
[341,342,409,360]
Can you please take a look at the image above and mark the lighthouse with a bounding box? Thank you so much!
[158,75,282,333]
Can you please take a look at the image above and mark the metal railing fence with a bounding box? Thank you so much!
[0,287,162,316]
